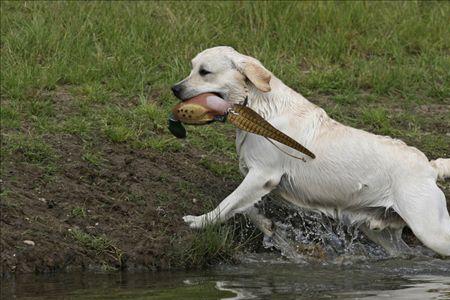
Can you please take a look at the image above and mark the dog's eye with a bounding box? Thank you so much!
[199,69,211,76]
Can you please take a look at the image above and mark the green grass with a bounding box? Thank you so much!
[1,134,58,176]
[82,150,105,166]
[181,223,239,268]
[62,116,93,136]
[1,2,448,162]
[71,206,87,218]
[69,228,124,268]
[124,193,146,204]
[200,158,240,179]
[1,2,449,268]
[361,108,397,136]
[69,228,111,253]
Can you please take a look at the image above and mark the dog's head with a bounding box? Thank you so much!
[171,46,271,103]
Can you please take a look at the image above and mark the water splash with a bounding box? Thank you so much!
[253,195,417,264]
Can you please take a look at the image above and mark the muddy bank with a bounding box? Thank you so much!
[1,122,244,275]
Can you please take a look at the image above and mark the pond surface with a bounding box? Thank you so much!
[3,254,450,299]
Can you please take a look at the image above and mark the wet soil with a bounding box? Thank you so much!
[0,113,241,275]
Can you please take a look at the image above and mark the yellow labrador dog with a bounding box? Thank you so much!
[172,46,450,256]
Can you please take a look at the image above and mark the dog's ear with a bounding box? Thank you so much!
[242,61,271,93]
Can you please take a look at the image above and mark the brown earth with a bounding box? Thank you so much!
[0,128,242,275]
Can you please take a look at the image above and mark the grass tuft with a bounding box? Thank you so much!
[200,158,240,180]
[82,151,105,167]
[361,108,397,136]
[71,207,87,219]
[2,134,57,165]
[182,224,238,268]
[69,228,124,267]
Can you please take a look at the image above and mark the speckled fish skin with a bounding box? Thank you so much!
[228,105,316,159]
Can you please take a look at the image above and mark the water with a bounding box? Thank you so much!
[2,255,450,299]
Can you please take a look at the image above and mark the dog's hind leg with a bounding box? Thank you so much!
[246,206,307,262]
[246,206,274,237]
[359,224,411,256]
[393,179,450,256]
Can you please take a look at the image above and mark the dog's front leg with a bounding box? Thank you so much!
[183,170,280,229]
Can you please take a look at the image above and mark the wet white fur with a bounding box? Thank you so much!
[179,46,450,256]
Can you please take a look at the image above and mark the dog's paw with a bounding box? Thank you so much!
[183,215,204,229]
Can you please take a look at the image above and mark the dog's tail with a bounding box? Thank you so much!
[430,158,450,180]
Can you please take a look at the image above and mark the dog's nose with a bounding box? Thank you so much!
[171,84,183,98]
